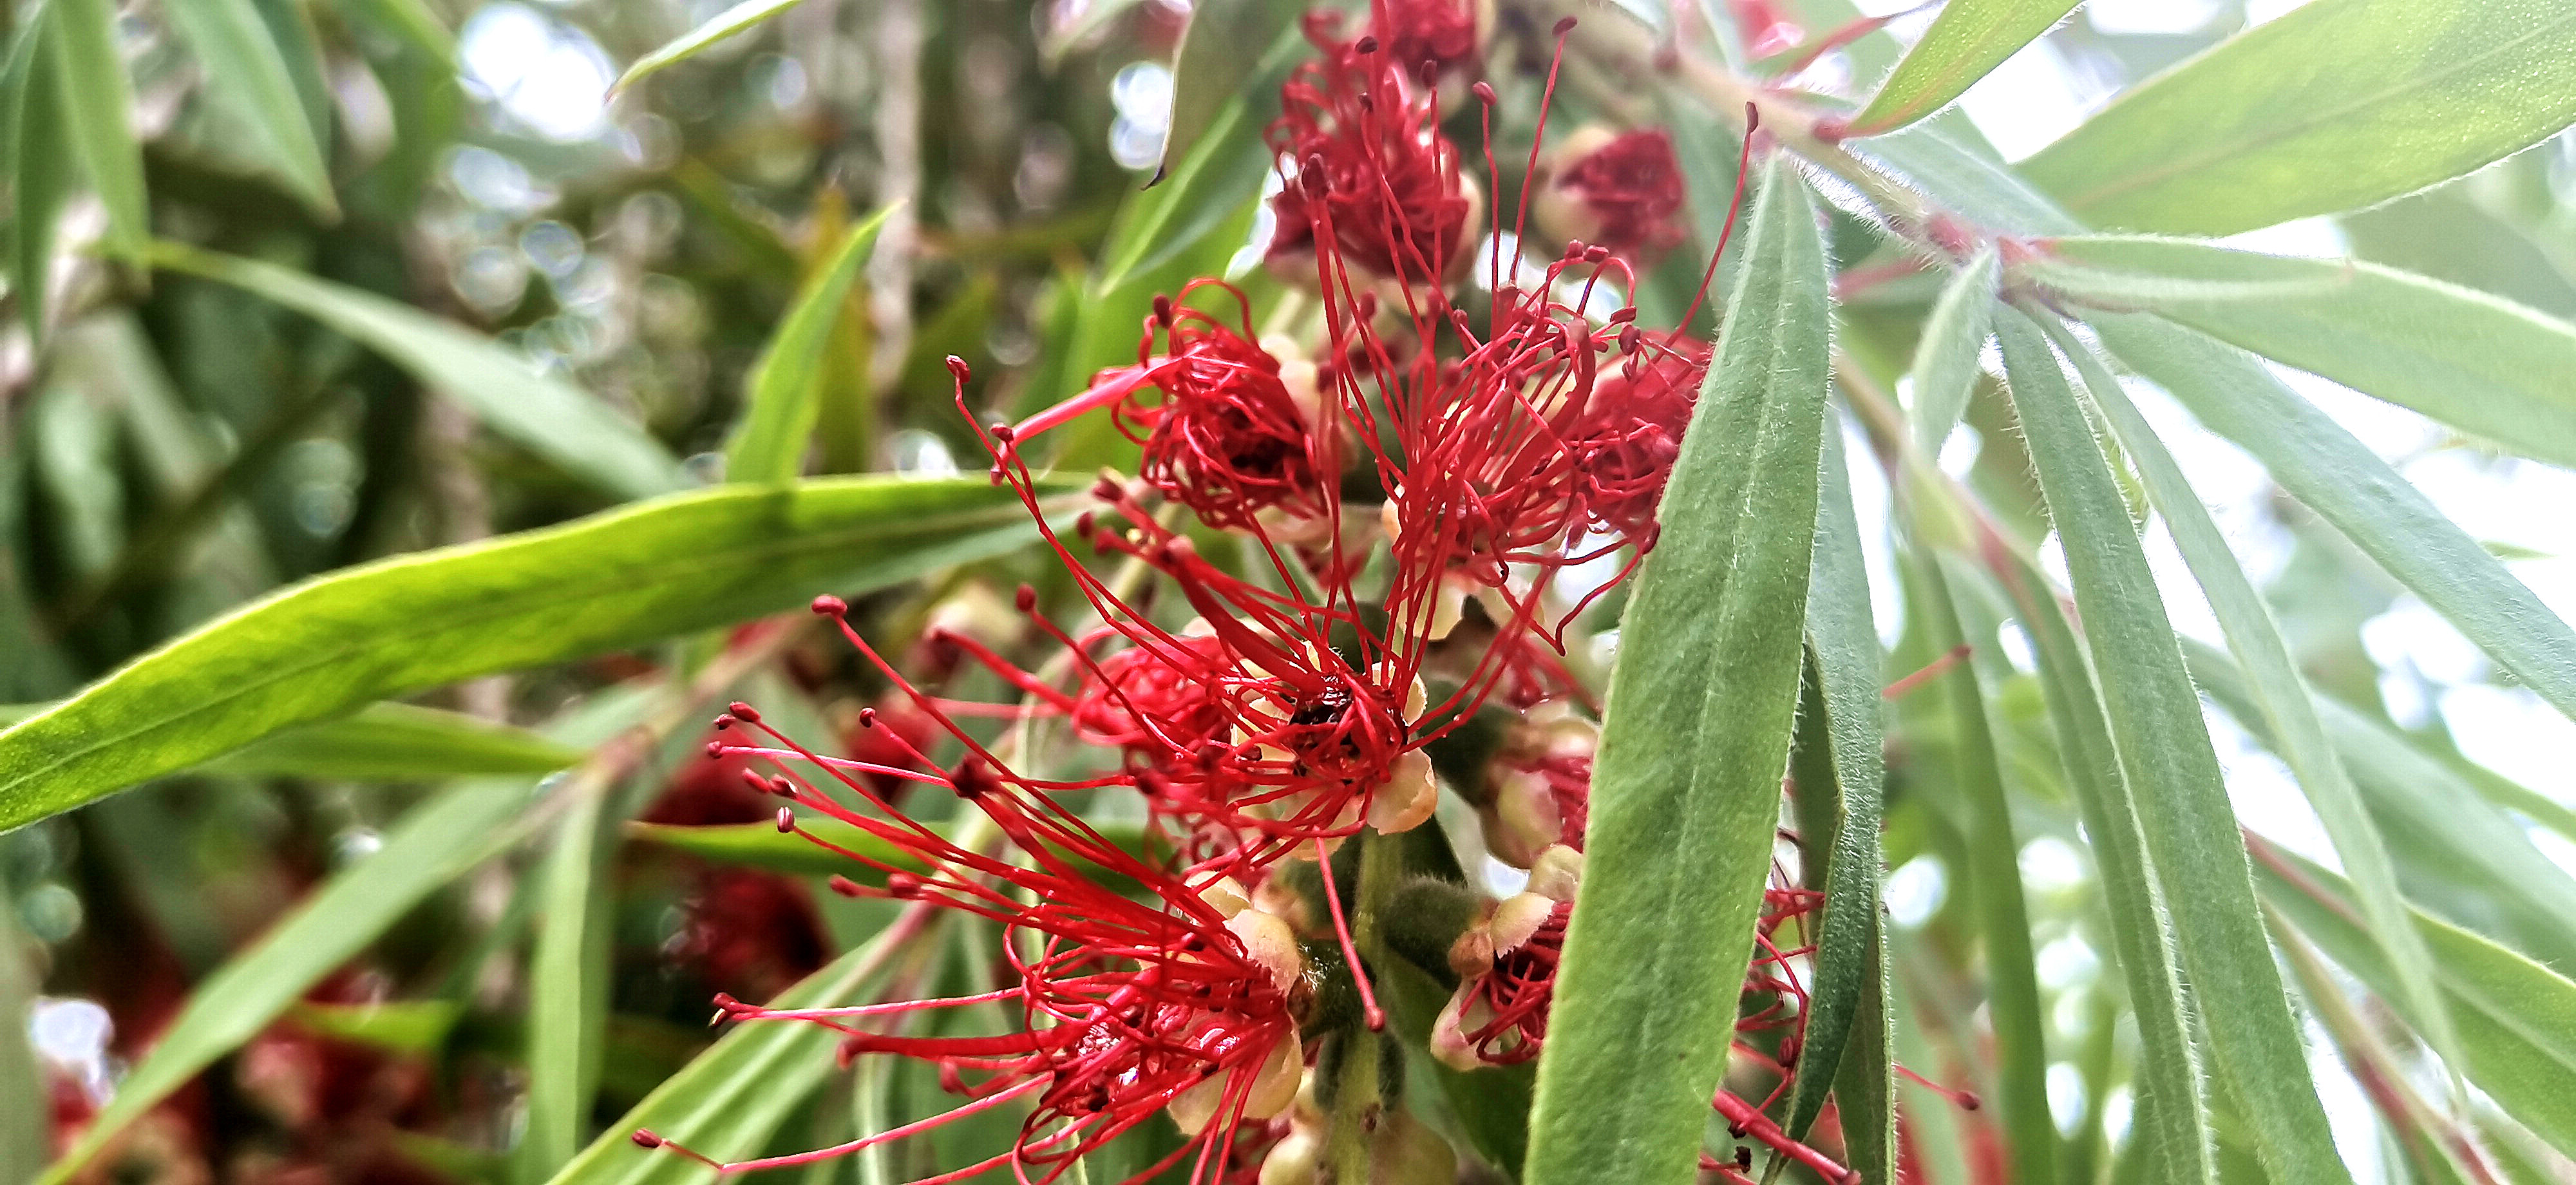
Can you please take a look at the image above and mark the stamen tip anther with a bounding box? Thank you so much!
[811,594,848,616]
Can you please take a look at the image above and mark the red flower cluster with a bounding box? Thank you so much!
[632,10,1832,1183]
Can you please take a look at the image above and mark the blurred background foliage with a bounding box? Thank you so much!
[3,0,2576,1182]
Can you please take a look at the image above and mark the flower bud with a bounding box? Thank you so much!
[1533,125,1688,265]
[1488,891,1557,954]
[1368,749,1439,834]
[1527,844,1585,904]
[1168,1030,1304,1134]
[1258,1128,1321,1185]
[1226,907,1309,992]
[1370,1109,1458,1184]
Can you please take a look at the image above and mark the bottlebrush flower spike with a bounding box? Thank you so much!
[1015,283,1334,539]
[1370,0,1488,82]
[1431,844,1581,1069]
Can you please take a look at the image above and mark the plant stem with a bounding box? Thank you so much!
[1324,830,1408,1181]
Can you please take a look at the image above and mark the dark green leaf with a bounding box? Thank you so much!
[2047,319,2464,1094]
[161,0,337,216]
[151,241,688,499]
[1780,426,1891,1168]
[725,203,896,484]
[0,477,1052,832]
[38,779,545,1184]
[0,887,40,1184]
[5,9,68,342]
[2022,0,2576,234]
[2030,236,2576,470]
[2092,313,2576,725]
[613,0,807,94]
[1997,309,2347,1185]
[1525,158,1828,1185]
[1845,0,2079,136]
[49,0,146,257]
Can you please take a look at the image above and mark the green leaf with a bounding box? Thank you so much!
[1996,309,2348,1185]
[1155,0,1300,187]
[2029,236,2576,471]
[289,999,462,1056]
[1524,158,1828,1185]
[2256,844,2576,1158]
[2044,319,2466,1099]
[1908,246,1999,457]
[612,0,806,93]
[2342,187,2576,319]
[1844,0,2079,137]
[0,886,41,1185]
[0,477,1051,833]
[49,0,147,257]
[1982,553,2217,1185]
[202,701,584,779]
[1904,555,2058,1182]
[4,8,68,343]
[2092,313,2576,725]
[544,917,918,1185]
[629,817,938,881]
[725,204,895,484]
[160,0,337,218]
[38,778,545,1184]
[1094,21,1305,294]
[519,775,621,1183]
[1779,426,1891,1168]
[149,241,688,499]
[2021,0,2576,234]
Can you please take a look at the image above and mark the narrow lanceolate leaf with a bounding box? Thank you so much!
[160,0,337,217]
[519,775,622,1182]
[1844,0,2079,136]
[1909,247,2000,457]
[1780,426,1891,1172]
[1909,556,2059,1183]
[1095,17,1305,291]
[2022,0,2576,234]
[1996,310,2348,1185]
[0,477,1048,832]
[2046,321,2465,1096]
[1155,0,1301,186]
[2029,236,2576,471]
[2093,314,2576,725]
[39,779,545,1184]
[151,242,687,499]
[50,0,147,257]
[1525,158,1828,1185]
[2257,846,2576,1159]
[204,701,584,779]
[4,10,68,342]
[612,0,807,93]
[1984,553,2216,1185]
[545,917,920,1185]
[726,204,896,484]
[0,887,41,1185]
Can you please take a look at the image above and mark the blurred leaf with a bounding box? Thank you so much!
[1039,0,1147,62]
[38,777,549,1184]
[2343,187,2576,318]
[2093,314,2576,725]
[1908,247,1998,457]
[1526,159,1828,1185]
[726,203,896,484]
[614,0,809,93]
[201,701,583,779]
[1155,0,1300,187]
[629,817,937,881]
[1984,552,2218,1185]
[520,774,621,1183]
[150,241,688,499]
[1845,0,2079,136]
[1904,555,2058,1180]
[2031,237,2576,470]
[289,999,464,1056]
[161,0,338,218]
[544,916,918,1185]
[2257,844,2576,1159]
[0,477,1054,831]
[1996,309,2349,1185]
[2022,0,2576,234]
[1781,428,1891,1170]
[4,8,68,341]
[0,886,39,1185]
[2050,321,2466,1099]
[50,0,146,258]
[1098,21,1305,293]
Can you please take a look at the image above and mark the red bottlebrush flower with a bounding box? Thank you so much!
[1565,333,1709,545]
[1018,283,1332,538]
[662,867,830,1001]
[656,704,1310,1183]
[1266,15,1481,290]
[1535,127,1690,266]
[1432,846,1581,1068]
[1370,0,1488,80]
[1477,701,1595,867]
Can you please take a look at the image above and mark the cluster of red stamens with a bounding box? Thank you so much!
[627,8,1903,1182]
